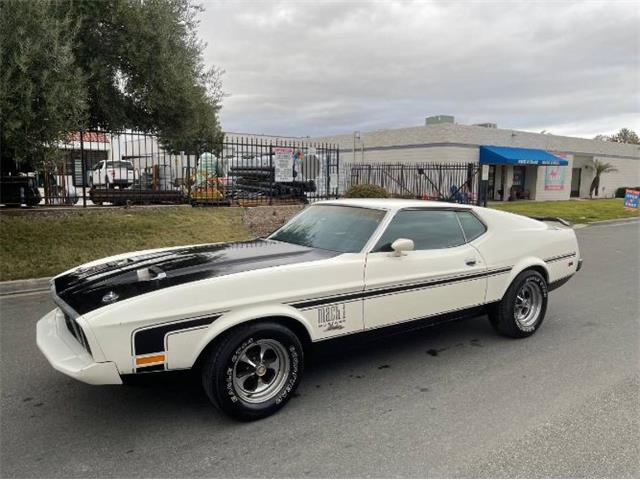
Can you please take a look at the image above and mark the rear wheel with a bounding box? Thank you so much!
[201,322,303,421]
[489,270,548,338]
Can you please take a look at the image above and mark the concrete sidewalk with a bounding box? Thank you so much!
[0,277,50,296]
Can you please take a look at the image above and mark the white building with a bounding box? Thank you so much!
[310,117,640,201]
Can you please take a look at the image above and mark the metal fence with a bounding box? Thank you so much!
[1,130,486,208]
[343,162,481,204]
[2,131,340,207]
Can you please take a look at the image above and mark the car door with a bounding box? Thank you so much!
[92,162,103,186]
[363,208,487,330]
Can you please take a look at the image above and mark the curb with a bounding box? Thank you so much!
[573,217,639,230]
[0,277,50,297]
[585,217,639,227]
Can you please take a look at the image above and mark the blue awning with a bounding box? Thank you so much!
[479,145,568,166]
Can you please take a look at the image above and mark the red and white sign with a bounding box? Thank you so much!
[274,147,294,182]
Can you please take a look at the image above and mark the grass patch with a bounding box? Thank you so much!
[490,198,639,224]
[0,207,250,281]
[1,199,637,282]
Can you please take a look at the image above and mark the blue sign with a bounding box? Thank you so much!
[624,189,639,209]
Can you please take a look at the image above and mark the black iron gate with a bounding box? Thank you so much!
[200,136,340,206]
[26,131,340,207]
[343,162,482,205]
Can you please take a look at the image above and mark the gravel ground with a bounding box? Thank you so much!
[242,204,304,237]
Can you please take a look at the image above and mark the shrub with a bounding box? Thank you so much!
[615,186,640,198]
[343,184,389,198]
[392,193,418,199]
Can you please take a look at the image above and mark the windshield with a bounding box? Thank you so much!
[269,205,386,253]
[106,161,134,169]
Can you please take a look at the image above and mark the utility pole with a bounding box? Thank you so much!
[353,131,360,163]
[80,131,86,208]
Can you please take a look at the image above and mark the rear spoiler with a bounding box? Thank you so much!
[530,216,571,227]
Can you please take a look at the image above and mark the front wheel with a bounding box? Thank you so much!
[201,322,304,421]
[489,270,548,338]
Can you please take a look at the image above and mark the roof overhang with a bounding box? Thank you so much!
[479,145,568,166]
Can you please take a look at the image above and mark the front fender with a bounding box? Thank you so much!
[181,304,315,370]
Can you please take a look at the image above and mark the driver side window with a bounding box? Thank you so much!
[374,209,465,251]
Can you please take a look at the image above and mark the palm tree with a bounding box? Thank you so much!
[589,159,618,198]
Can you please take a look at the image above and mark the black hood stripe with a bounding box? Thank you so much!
[136,364,165,373]
[54,239,340,316]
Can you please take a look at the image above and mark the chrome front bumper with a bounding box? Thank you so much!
[36,309,122,385]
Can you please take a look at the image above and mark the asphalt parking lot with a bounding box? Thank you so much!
[1,220,638,478]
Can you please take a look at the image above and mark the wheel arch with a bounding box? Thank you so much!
[497,258,549,300]
[522,264,549,283]
[191,312,313,373]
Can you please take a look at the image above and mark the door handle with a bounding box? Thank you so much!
[465,258,477,266]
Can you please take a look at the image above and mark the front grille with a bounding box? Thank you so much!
[64,314,92,355]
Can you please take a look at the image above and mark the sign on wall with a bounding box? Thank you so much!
[624,189,639,209]
[544,165,566,191]
[274,147,294,182]
[73,157,86,187]
[481,164,489,180]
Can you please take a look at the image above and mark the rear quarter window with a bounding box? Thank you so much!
[456,211,487,242]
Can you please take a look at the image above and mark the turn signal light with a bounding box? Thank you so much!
[135,354,165,366]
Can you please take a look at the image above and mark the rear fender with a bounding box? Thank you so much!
[494,257,548,300]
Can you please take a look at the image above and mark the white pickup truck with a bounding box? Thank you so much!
[91,160,136,188]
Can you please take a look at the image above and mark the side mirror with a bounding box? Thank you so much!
[390,238,414,256]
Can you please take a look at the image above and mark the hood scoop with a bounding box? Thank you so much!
[136,266,167,282]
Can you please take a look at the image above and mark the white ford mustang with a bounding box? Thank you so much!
[37,199,582,420]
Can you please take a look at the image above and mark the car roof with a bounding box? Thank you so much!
[315,198,474,211]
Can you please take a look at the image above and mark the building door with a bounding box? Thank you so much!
[499,166,507,200]
[488,165,496,200]
[512,166,526,189]
[571,168,581,197]
[511,166,526,199]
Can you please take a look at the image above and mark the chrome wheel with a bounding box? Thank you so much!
[514,281,543,328]
[232,339,290,404]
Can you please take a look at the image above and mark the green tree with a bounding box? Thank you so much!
[608,128,639,144]
[594,128,639,144]
[0,0,87,173]
[60,0,223,152]
[1,0,224,172]
[589,159,618,198]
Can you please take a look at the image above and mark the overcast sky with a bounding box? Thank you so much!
[198,0,639,139]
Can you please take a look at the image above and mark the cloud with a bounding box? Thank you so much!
[198,0,640,138]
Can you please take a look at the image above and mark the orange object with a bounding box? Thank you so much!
[135,354,165,366]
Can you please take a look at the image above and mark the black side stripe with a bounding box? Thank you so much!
[544,252,576,263]
[133,315,221,355]
[136,364,165,373]
[290,267,512,309]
